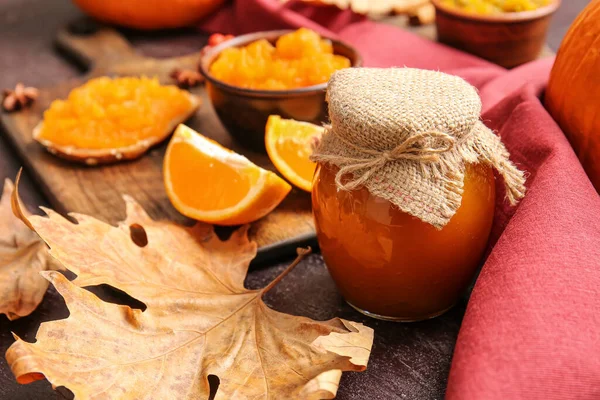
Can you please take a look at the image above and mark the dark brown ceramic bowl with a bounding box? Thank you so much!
[432,0,561,68]
[199,30,362,152]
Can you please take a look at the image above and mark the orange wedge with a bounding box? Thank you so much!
[164,124,291,225]
[265,115,324,192]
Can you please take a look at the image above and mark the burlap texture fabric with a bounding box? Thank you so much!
[311,68,526,229]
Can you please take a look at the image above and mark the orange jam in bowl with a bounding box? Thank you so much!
[440,0,551,14]
[209,28,351,90]
[312,162,496,321]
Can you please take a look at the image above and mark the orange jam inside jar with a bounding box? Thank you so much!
[209,28,351,90]
[312,163,496,321]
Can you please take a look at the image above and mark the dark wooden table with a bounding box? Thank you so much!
[0,1,589,399]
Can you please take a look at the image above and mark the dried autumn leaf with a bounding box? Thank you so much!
[6,189,374,399]
[282,0,430,14]
[0,178,63,320]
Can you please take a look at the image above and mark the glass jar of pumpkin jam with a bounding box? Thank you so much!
[312,162,496,321]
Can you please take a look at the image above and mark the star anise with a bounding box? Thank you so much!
[2,83,38,112]
[170,69,205,89]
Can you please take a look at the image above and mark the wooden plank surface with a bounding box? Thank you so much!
[0,1,579,399]
[0,24,316,264]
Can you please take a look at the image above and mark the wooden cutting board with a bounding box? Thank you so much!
[0,23,316,264]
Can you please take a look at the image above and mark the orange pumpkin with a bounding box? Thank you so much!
[545,0,600,192]
[72,0,226,30]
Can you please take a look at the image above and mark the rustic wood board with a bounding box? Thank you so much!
[0,25,316,264]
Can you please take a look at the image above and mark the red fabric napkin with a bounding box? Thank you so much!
[200,2,600,398]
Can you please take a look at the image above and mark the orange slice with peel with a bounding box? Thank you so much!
[164,124,291,225]
[265,115,324,192]
[34,76,199,165]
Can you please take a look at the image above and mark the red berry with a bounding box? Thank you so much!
[208,33,224,47]
[208,33,235,47]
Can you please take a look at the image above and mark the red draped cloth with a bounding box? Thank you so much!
[201,2,600,398]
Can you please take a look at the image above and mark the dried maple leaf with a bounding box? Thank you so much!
[0,178,63,320]
[6,183,374,399]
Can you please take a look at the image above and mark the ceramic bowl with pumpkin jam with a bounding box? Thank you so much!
[199,28,361,152]
[432,0,561,67]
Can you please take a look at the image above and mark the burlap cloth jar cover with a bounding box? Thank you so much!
[311,68,526,229]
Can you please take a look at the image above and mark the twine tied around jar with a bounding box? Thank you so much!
[315,129,457,191]
[311,67,527,229]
